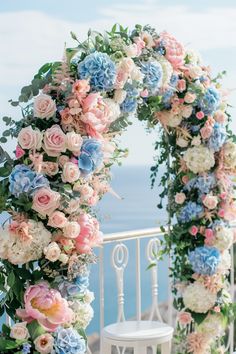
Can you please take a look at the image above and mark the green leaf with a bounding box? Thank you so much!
[7,271,15,287]
[28,320,46,340]
[2,324,10,336]
[0,137,7,143]
[0,338,25,351]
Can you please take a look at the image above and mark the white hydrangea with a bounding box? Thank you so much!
[213,226,233,251]
[185,49,202,65]
[156,54,173,87]
[183,145,215,174]
[0,220,51,265]
[223,141,236,169]
[71,300,94,329]
[197,313,224,339]
[183,282,216,313]
[104,98,121,123]
[217,250,231,275]
[83,290,95,304]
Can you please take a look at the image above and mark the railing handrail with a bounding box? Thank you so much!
[102,226,163,243]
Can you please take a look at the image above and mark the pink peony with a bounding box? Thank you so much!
[75,213,102,254]
[32,188,60,216]
[34,333,54,354]
[177,311,192,326]
[66,131,83,156]
[34,94,56,119]
[62,162,80,183]
[203,195,218,210]
[43,125,66,157]
[156,32,185,70]
[175,192,186,204]
[18,126,42,150]
[15,145,25,159]
[16,283,73,331]
[189,225,198,236]
[48,211,67,228]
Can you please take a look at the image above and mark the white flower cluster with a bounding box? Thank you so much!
[183,145,215,174]
[223,141,236,169]
[197,313,224,339]
[71,300,94,329]
[0,220,51,265]
[183,282,216,313]
[213,226,234,251]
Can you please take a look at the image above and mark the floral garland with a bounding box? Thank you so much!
[0,24,235,354]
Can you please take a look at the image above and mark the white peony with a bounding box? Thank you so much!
[183,145,215,174]
[217,250,231,275]
[223,141,236,170]
[183,282,216,313]
[213,226,233,251]
[0,220,51,265]
[71,300,94,329]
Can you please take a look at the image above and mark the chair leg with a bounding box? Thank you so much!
[161,340,172,354]
[100,338,111,354]
[134,344,146,354]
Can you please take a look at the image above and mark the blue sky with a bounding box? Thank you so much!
[0,0,236,165]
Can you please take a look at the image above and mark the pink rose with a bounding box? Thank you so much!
[44,242,61,262]
[115,69,128,89]
[140,89,149,98]
[156,32,185,70]
[78,185,94,201]
[34,333,54,354]
[60,107,73,125]
[203,195,218,210]
[196,111,205,120]
[175,192,186,204]
[66,131,83,156]
[133,37,146,55]
[221,201,236,221]
[43,125,66,157]
[219,192,227,200]
[213,306,221,313]
[41,162,59,176]
[10,322,29,340]
[75,213,102,254]
[18,126,42,150]
[218,209,225,218]
[200,125,213,139]
[32,188,60,216]
[189,225,198,236]
[184,93,196,104]
[58,155,70,167]
[214,110,227,124]
[182,175,189,184]
[15,145,25,159]
[34,94,56,119]
[205,229,213,239]
[48,211,67,228]
[62,162,80,183]
[63,221,81,239]
[16,283,73,332]
[178,311,192,326]
[177,79,186,93]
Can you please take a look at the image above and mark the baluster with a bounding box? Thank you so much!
[146,238,162,322]
[136,238,141,321]
[111,243,129,322]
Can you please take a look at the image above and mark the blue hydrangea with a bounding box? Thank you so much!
[188,246,220,275]
[22,343,31,354]
[140,61,163,93]
[184,174,216,195]
[74,273,90,293]
[78,139,103,176]
[190,125,200,133]
[55,327,86,354]
[161,89,175,108]
[77,52,116,91]
[9,165,49,197]
[120,84,139,113]
[208,123,226,152]
[199,86,220,115]
[178,202,204,223]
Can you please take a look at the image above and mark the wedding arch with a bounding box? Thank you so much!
[0,24,235,354]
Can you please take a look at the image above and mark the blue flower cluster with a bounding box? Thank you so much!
[177,202,204,223]
[140,61,163,93]
[208,123,226,152]
[55,327,86,354]
[78,52,116,91]
[199,86,220,115]
[74,273,90,293]
[120,84,139,113]
[79,139,103,176]
[188,246,220,275]
[184,174,216,195]
[9,165,49,197]
[22,343,31,354]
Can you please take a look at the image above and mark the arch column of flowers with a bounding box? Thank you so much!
[0,24,235,354]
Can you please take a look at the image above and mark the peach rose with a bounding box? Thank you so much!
[63,221,81,239]
[79,185,94,201]
[66,131,83,156]
[34,94,56,119]
[58,155,70,167]
[214,110,227,124]
[10,322,29,340]
[32,188,60,216]
[72,79,90,100]
[34,333,54,354]
[41,162,59,176]
[203,195,218,210]
[60,107,73,125]
[44,242,61,262]
[200,125,213,139]
[120,58,135,74]
[62,162,80,183]
[184,92,196,104]
[48,211,67,228]
[43,125,66,157]
[175,192,186,204]
[178,311,193,326]
[18,126,42,150]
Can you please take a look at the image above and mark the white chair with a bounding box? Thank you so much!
[100,239,174,354]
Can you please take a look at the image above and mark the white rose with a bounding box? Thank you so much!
[44,242,61,262]
[104,98,121,122]
[34,94,56,119]
[63,221,80,239]
[183,145,215,174]
[188,65,203,79]
[66,131,83,156]
[125,43,138,57]
[62,162,80,183]
[18,126,42,150]
[130,66,143,81]
[10,322,29,340]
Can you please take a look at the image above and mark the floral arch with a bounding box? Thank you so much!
[0,24,235,354]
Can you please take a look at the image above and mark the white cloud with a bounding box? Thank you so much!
[0,3,236,165]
